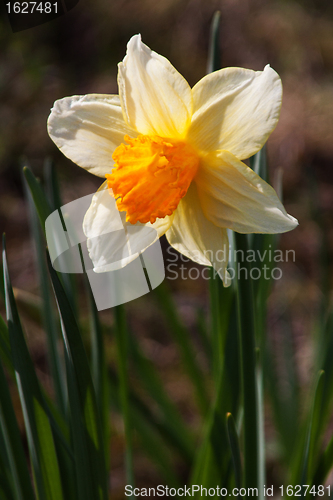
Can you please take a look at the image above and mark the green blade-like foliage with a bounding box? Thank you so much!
[234,232,258,492]
[307,371,325,483]
[226,413,242,490]
[153,283,208,414]
[47,253,108,500]
[109,366,180,486]
[265,316,300,467]
[0,356,35,500]
[43,158,63,215]
[24,163,76,314]
[312,308,333,485]
[190,296,239,491]
[114,304,135,492]
[43,159,78,314]
[25,176,66,416]
[291,371,325,487]
[23,167,52,236]
[315,307,333,427]
[1,304,74,480]
[195,307,212,362]
[0,450,16,500]
[132,409,180,487]
[86,279,109,467]
[207,11,221,74]
[22,164,81,496]
[3,235,64,500]
[209,269,222,383]
[313,431,333,486]
[108,366,195,466]
[129,330,194,465]
[209,272,234,385]
[0,313,14,377]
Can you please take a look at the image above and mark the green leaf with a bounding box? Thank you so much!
[1,303,73,473]
[23,167,52,235]
[43,159,78,315]
[43,158,63,214]
[190,299,239,491]
[226,413,242,489]
[195,307,212,362]
[207,11,221,74]
[0,313,14,377]
[129,330,194,464]
[209,269,222,382]
[132,409,180,487]
[114,305,135,492]
[1,303,73,480]
[265,316,300,465]
[23,163,82,500]
[256,357,265,500]
[25,174,66,416]
[109,370,179,486]
[315,307,333,424]
[153,282,208,413]
[86,278,109,467]
[234,232,259,492]
[3,235,64,500]
[47,253,108,500]
[24,163,77,315]
[0,451,16,500]
[307,371,325,482]
[312,308,333,485]
[0,356,35,500]
[313,431,333,486]
[294,370,325,486]
[108,366,193,467]
[209,271,233,385]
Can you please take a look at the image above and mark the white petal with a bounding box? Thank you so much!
[83,181,173,272]
[118,34,192,139]
[187,65,282,159]
[47,94,137,177]
[195,150,298,234]
[166,183,231,286]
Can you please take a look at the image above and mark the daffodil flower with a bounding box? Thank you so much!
[47,34,298,285]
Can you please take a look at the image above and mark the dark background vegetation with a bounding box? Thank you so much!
[1,0,333,495]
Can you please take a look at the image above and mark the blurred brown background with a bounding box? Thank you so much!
[1,0,333,494]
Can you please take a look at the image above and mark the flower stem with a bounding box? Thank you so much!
[209,268,222,382]
[234,232,259,491]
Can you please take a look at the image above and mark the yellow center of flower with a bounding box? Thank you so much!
[106,135,200,224]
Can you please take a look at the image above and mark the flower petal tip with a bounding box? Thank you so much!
[288,215,299,230]
[271,212,299,233]
[217,268,232,287]
[126,34,143,53]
